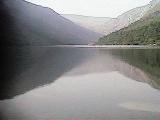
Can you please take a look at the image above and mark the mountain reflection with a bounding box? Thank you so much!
[106,49,160,90]
[1,47,160,100]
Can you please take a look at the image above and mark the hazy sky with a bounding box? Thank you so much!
[26,0,151,17]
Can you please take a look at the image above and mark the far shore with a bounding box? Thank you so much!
[47,45,160,49]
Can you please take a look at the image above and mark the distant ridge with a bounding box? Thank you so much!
[62,14,114,34]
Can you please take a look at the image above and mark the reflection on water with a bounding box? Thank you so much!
[106,49,160,89]
[0,47,160,120]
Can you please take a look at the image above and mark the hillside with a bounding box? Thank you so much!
[97,3,160,46]
[0,0,100,46]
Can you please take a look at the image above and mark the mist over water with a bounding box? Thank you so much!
[0,47,160,120]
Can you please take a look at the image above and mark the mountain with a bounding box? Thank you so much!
[97,3,160,45]
[0,0,100,46]
[62,14,114,34]
[62,0,160,35]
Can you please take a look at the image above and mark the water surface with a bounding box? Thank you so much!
[0,47,160,120]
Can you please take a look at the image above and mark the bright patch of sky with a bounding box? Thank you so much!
[25,0,151,17]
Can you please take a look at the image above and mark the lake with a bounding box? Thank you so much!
[0,47,160,120]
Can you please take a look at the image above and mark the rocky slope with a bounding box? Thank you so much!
[113,0,160,32]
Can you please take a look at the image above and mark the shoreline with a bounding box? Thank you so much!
[2,45,160,49]
[48,45,160,49]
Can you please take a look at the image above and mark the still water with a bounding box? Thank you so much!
[0,47,160,120]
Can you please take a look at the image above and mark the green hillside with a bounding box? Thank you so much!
[97,6,160,46]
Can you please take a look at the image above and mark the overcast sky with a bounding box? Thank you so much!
[25,0,151,17]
